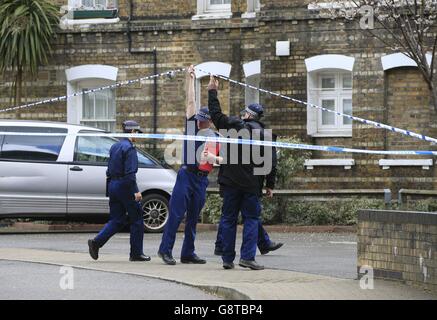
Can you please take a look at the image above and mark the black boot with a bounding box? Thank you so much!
[129,254,151,262]
[260,242,284,255]
[239,259,264,270]
[88,239,99,261]
[158,251,176,265]
[181,254,206,264]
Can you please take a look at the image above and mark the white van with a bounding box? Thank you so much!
[0,120,177,232]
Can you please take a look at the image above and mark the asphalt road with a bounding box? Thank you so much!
[0,231,357,279]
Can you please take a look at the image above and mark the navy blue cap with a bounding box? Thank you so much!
[122,120,143,133]
[243,103,264,118]
[194,107,211,122]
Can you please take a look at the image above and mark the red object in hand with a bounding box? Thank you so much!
[198,142,220,173]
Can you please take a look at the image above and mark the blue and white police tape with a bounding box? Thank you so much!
[196,68,437,145]
[2,65,437,147]
[1,131,436,156]
[0,68,187,114]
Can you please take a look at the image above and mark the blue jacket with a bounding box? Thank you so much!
[107,138,139,194]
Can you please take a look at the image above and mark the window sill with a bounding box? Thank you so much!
[305,159,355,170]
[310,131,352,138]
[379,159,433,170]
[60,17,120,28]
[241,12,258,19]
[192,12,232,21]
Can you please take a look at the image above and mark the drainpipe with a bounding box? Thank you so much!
[127,0,158,148]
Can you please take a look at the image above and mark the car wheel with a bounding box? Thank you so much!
[141,194,169,233]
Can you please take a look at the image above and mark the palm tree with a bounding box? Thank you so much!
[0,0,59,108]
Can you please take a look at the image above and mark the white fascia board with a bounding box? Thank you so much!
[195,61,232,79]
[381,52,433,71]
[65,65,118,82]
[243,60,261,78]
[305,54,355,72]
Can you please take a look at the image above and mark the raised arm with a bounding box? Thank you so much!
[186,65,196,119]
[207,75,245,130]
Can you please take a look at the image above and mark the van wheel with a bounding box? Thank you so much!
[141,194,169,233]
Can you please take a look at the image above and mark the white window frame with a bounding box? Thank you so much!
[61,0,119,28]
[243,60,261,105]
[193,0,232,20]
[81,88,116,132]
[316,72,353,132]
[305,54,355,137]
[242,0,261,18]
[206,0,231,13]
[65,65,118,132]
[194,61,232,111]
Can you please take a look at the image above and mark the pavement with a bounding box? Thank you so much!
[0,260,219,300]
[0,231,436,300]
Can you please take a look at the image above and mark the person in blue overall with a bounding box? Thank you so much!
[208,75,275,270]
[158,65,222,265]
[88,120,150,262]
[213,118,283,256]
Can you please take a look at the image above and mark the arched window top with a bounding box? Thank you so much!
[65,65,118,82]
[381,52,433,71]
[305,54,355,73]
[243,60,261,78]
[195,61,232,79]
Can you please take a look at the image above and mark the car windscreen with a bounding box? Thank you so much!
[0,126,67,162]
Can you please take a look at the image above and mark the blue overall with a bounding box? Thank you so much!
[215,217,271,253]
[94,138,144,257]
[158,116,213,258]
[220,186,262,263]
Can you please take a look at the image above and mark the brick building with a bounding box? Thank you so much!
[1,0,437,195]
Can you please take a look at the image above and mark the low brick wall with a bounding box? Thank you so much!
[358,210,437,293]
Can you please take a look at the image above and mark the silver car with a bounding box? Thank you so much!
[0,120,176,232]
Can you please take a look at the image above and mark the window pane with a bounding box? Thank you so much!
[0,126,67,133]
[75,136,116,163]
[343,75,352,89]
[321,76,335,91]
[95,91,108,120]
[137,150,155,166]
[83,90,94,120]
[1,135,65,161]
[321,99,335,125]
[343,99,353,125]
[82,0,94,8]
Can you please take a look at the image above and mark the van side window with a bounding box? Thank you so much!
[1,135,66,161]
[74,135,157,167]
[74,136,115,163]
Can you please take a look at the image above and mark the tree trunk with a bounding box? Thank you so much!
[15,67,22,118]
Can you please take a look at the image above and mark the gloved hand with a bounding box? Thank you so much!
[200,151,217,164]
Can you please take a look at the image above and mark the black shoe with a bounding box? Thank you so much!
[181,255,206,264]
[239,259,264,270]
[88,239,99,260]
[223,262,235,270]
[214,247,224,256]
[158,251,176,265]
[129,254,151,262]
[260,242,284,255]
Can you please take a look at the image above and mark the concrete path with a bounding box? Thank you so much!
[0,248,435,300]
